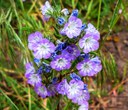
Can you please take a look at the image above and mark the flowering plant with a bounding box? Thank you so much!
[25,1,102,110]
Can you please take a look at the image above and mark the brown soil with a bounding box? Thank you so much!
[92,31,128,110]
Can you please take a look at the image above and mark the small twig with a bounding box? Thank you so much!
[109,78,128,95]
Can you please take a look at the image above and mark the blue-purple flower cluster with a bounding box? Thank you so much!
[57,73,90,109]
[25,1,102,109]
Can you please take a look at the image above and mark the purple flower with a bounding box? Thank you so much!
[35,84,48,98]
[79,33,99,53]
[85,23,100,40]
[67,79,84,99]
[90,56,101,64]
[72,90,90,105]
[70,73,81,81]
[28,32,43,50]
[60,16,82,38]
[50,55,71,71]
[76,57,102,76]
[25,62,35,78]
[71,9,78,17]
[41,1,53,21]
[56,79,69,95]
[62,44,80,61]
[33,38,55,59]
[78,103,89,110]
[27,73,42,86]
[90,57,102,73]
[47,84,57,97]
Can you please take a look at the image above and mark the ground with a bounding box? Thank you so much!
[92,31,128,110]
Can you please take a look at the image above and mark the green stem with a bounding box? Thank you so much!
[0,88,19,110]
[97,0,102,30]
[99,0,121,50]
[28,87,31,110]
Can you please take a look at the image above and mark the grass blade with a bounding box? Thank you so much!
[97,0,102,30]
[0,89,19,110]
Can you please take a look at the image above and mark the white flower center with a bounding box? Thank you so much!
[38,87,45,93]
[27,66,35,73]
[55,58,67,68]
[83,63,90,69]
[39,43,50,54]
[30,74,40,83]
[33,36,40,42]
[85,38,91,43]
[68,83,79,96]
[81,62,92,73]
[71,84,77,89]
[67,21,77,31]
[83,37,95,49]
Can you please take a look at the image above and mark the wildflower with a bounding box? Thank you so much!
[28,32,43,50]
[56,79,69,95]
[27,73,42,86]
[50,55,71,71]
[60,16,82,38]
[90,57,102,73]
[57,17,65,25]
[35,84,48,98]
[72,90,90,105]
[33,38,55,59]
[79,33,99,53]
[61,8,69,16]
[67,79,84,99]
[78,103,89,110]
[25,2,102,108]
[90,56,101,64]
[76,57,102,76]
[71,9,78,17]
[62,44,80,61]
[41,1,53,20]
[70,73,81,81]
[85,23,100,40]
[25,62,35,77]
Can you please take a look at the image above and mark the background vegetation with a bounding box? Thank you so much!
[0,0,128,110]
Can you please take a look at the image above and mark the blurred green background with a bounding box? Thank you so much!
[0,0,128,110]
